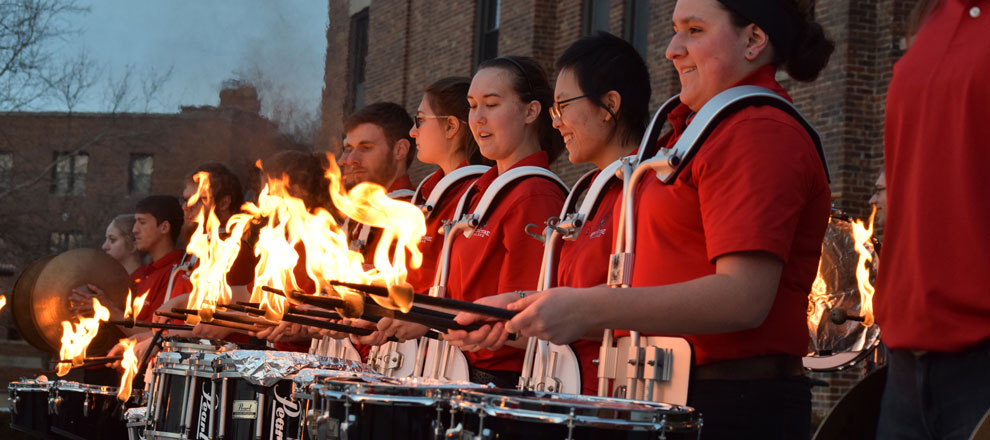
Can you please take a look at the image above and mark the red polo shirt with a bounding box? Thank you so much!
[558,170,623,394]
[133,249,192,322]
[620,65,831,365]
[875,0,990,352]
[406,164,480,294]
[447,151,566,372]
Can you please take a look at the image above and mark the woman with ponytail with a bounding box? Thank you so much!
[469,0,834,437]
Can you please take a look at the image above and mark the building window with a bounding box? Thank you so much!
[624,0,649,57]
[0,152,12,190]
[475,0,501,68]
[51,151,88,196]
[583,0,611,35]
[348,7,370,113]
[129,153,154,195]
[49,231,84,254]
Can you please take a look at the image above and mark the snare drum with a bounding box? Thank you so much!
[805,212,882,371]
[448,389,701,440]
[8,379,54,437]
[291,369,386,440]
[50,380,129,440]
[311,377,481,440]
[146,338,228,440]
[126,407,148,440]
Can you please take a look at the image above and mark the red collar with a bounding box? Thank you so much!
[472,151,549,195]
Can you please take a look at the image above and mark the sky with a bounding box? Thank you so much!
[39,0,329,118]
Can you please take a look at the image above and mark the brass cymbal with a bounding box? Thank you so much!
[11,254,56,352]
[29,248,130,355]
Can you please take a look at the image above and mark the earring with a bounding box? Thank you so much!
[748,51,753,56]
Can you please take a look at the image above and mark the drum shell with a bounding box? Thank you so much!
[147,351,219,440]
[217,376,302,440]
[7,380,54,437]
[50,381,128,440]
[311,379,470,440]
[449,389,701,440]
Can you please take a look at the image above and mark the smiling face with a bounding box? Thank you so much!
[552,68,614,168]
[467,67,538,164]
[666,0,753,111]
[340,123,399,189]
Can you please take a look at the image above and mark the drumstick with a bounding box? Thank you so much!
[106,319,194,331]
[329,280,519,321]
[56,355,123,364]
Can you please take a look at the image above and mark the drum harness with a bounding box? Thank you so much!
[366,166,489,377]
[412,165,568,382]
[601,85,830,403]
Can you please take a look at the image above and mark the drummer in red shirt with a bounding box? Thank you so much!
[874,0,990,438]
[446,33,653,396]
[457,1,834,437]
[353,77,492,345]
[442,56,566,388]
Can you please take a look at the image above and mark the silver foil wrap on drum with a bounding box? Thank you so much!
[807,216,881,357]
[216,350,375,386]
[124,406,146,422]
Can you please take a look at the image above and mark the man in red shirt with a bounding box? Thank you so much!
[875,1,990,438]
[131,195,191,323]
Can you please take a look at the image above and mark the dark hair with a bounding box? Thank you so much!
[343,102,417,168]
[187,162,244,215]
[555,32,651,149]
[261,150,334,212]
[477,56,565,163]
[135,195,184,243]
[423,77,492,166]
[723,0,835,82]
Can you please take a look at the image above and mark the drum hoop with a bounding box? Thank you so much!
[54,380,118,396]
[9,381,54,391]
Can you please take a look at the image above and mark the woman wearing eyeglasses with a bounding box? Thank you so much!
[446,33,652,396]
[434,56,567,388]
[352,77,492,344]
[460,0,834,437]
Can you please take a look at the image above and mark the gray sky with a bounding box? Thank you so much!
[42,0,328,117]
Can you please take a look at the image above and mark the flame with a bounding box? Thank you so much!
[807,259,829,340]
[851,206,877,326]
[184,171,253,323]
[0,295,6,313]
[57,298,110,376]
[182,156,425,322]
[116,338,138,400]
[122,290,149,321]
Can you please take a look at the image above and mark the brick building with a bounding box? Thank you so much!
[317,0,913,426]
[0,86,305,382]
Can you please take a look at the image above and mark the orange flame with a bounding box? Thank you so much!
[0,295,6,313]
[122,290,149,321]
[57,298,110,376]
[116,338,138,400]
[851,206,877,326]
[807,259,829,337]
[182,156,425,321]
[184,172,252,323]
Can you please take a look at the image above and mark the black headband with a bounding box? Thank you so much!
[493,57,535,100]
[716,0,802,60]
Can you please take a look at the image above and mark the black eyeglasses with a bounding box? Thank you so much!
[414,115,452,128]
[549,95,587,120]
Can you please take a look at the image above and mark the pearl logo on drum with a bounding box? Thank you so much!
[270,387,301,440]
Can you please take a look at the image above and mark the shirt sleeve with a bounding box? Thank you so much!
[694,111,825,263]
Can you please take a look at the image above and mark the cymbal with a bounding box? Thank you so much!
[10,254,56,352]
[29,248,130,354]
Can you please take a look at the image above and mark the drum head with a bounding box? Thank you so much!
[805,213,881,371]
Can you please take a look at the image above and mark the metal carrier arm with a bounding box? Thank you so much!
[412,165,490,218]
[519,159,626,393]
